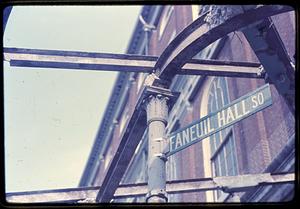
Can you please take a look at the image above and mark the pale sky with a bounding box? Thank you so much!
[4,5,141,192]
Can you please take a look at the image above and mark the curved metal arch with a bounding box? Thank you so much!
[154,5,294,83]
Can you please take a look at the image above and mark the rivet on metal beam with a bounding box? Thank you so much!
[257,65,265,77]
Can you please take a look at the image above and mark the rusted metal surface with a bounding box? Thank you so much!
[4,47,264,78]
[3,47,156,73]
[181,59,264,78]
[154,5,293,84]
[6,172,294,203]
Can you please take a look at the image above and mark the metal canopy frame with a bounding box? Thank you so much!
[3,5,295,203]
[95,5,295,203]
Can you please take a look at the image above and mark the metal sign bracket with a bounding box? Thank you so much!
[153,137,169,161]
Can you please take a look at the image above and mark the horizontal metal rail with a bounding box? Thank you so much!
[6,172,294,203]
[3,47,263,78]
[3,47,156,73]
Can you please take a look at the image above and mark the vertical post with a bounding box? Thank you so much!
[145,94,169,203]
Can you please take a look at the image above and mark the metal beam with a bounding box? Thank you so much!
[3,47,264,78]
[154,5,293,84]
[242,18,295,114]
[93,88,148,203]
[6,172,294,203]
[3,47,156,73]
[181,59,263,78]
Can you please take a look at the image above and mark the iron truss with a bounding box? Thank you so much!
[3,5,295,203]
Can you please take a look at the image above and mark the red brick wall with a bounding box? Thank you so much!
[217,11,295,175]
[149,5,207,202]
[93,6,295,202]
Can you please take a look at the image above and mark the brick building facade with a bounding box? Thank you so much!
[79,5,295,202]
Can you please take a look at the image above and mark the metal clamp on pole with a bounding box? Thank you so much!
[145,189,168,203]
[153,137,169,162]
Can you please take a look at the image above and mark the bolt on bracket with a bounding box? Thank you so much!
[154,137,170,156]
[257,65,265,77]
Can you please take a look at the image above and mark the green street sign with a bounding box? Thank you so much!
[167,83,272,157]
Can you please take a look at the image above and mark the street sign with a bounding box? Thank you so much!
[166,83,272,157]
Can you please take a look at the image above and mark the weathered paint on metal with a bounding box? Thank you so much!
[181,59,263,78]
[167,83,272,157]
[94,104,147,203]
[145,93,169,202]
[4,47,264,78]
[92,5,293,202]
[154,5,293,83]
[4,5,294,203]
[6,172,294,203]
[95,85,178,203]
[3,47,156,73]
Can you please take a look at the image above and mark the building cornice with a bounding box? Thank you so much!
[79,5,163,187]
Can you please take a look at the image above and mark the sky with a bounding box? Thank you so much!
[3,5,141,192]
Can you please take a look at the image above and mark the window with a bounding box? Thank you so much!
[119,108,129,135]
[137,73,146,93]
[104,150,112,170]
[208,77,238,200]
[199,5,211,15]
[191,5,200,20]
[168,30,177,44]
[158,6,174,39]
[191,5,211,20]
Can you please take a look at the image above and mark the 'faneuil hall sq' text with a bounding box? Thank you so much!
[168,84,272,154]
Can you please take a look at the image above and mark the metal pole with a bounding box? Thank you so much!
[145,94,169,203]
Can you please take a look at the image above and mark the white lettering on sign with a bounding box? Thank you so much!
[252,92,264,108]
[217,100,250,127]
[170,117,216,151]
[167,84,272,156]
